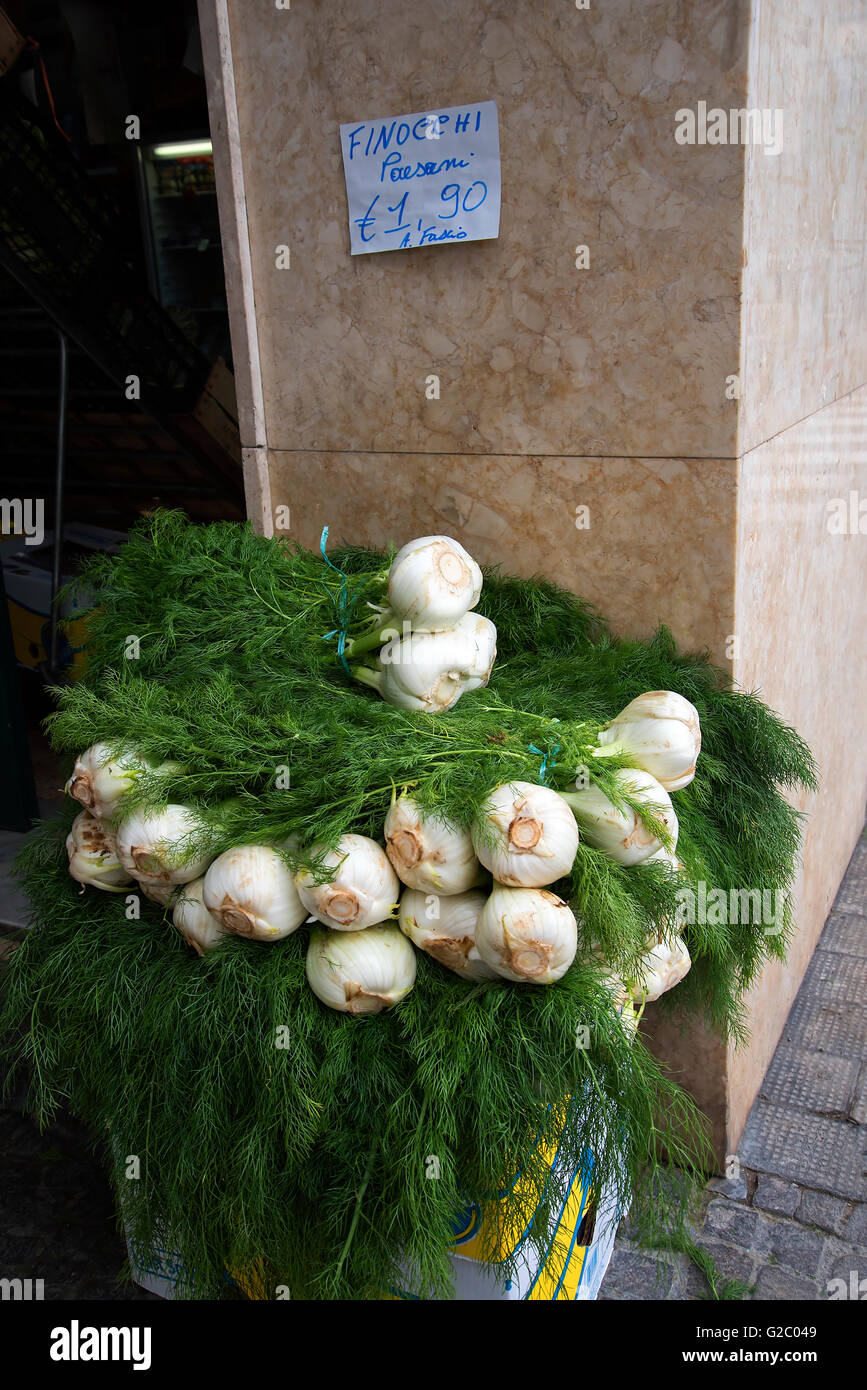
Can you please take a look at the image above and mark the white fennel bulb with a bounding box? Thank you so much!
[475,885,578,984]
[456,612,497,692]
[65,743,151,821]
[66,811,132,892]
[139,880,177,907]
[617,997,640,1040]
[596,690,701,792]
[631,933,692,1003]
[173,877,226,955]
[115,804,212,884]
[384,796,483,895]
[560,769,678,866]
[398,888,495,979]
[387,535,482,629]
[306,925,416,1014]
[202,845,306,941]
[593,960,640,1042]
[644,845,683,871]
[295,834,400,930]
[358,615,495,713]
[472,781,579,888]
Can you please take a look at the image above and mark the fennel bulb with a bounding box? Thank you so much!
[355,612,496,713]
[631,933,692,1003]
[387,534,482,629]
[596,690,701,792]
[475,885,578,984]
[560,769,678,866]
[139,880,177,907]
[306,924,416,1013]
[65,811,132,892]
[65,743,151,821]
[295,834,400,930]
[398,888,496,979]
[384,796,483,894]
[115,804,212,884]
[472,781,579,887]
[203,845,307,940]
[173,877,227,955]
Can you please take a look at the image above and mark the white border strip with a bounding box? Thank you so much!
[198,0,269,511]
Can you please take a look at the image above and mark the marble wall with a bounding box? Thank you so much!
[727,391,867,1146]
[264,450,739,663]
[199,0,867,1162]
[738,0,867,454]
[723,0,867,1151]
[214,0,747,461]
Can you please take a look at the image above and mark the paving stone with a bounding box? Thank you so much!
[702,1198,760,1244]
[692,1237,755,1288]
[603,1247,676,1298]
[820,911,867,959]
[707,1174,748,1202]
[796,1189,851,1236]
[832,842,867,917]
[752,1265,819,1301]
[803,950,867,1006]
[753,1175,801,1217]
[739,1102,866,1200]
[765,1218,826,1277]
[760,1043,858,1117]
[782,993,867,1056]
[822,1254,867,1300]
[845,1203,867,1249]
[851,1065,867,1125]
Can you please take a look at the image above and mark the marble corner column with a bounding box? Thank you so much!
[198,0,867,1163]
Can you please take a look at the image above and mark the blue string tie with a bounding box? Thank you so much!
[528,743,560,786]
[319,525,353,677]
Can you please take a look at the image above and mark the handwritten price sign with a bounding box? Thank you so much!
[339,101,501,256]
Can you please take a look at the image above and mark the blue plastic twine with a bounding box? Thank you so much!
[319,525,353,676]
[529,743,560,786]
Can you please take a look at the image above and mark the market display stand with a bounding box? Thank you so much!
[126,1147,624,1303]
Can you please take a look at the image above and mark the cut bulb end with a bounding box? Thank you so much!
[435,547,470,590]
[326,890,360,925]
[387,829,423,870]
[68,775,95,810]
[430,673,463,710]
[506,942,552,978]
[344,982,388,1014]
[132,847,165,878]
[220,905,255,936]
[426,936,473,971]
[508,814,542,850]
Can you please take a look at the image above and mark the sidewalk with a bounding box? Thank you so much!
[602,823,867,1300]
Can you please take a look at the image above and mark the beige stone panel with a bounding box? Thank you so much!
[738,0,867,453]
[727,388,867,1150]
[241,447,273,536]
[266,450,737,662]
[641,1014,730,1163]
[223,0,746,459]
[199,0,266,448]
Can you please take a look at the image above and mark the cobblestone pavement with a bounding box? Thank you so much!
[602,825,867,1301]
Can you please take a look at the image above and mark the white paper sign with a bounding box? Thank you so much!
[339,101,500,255]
